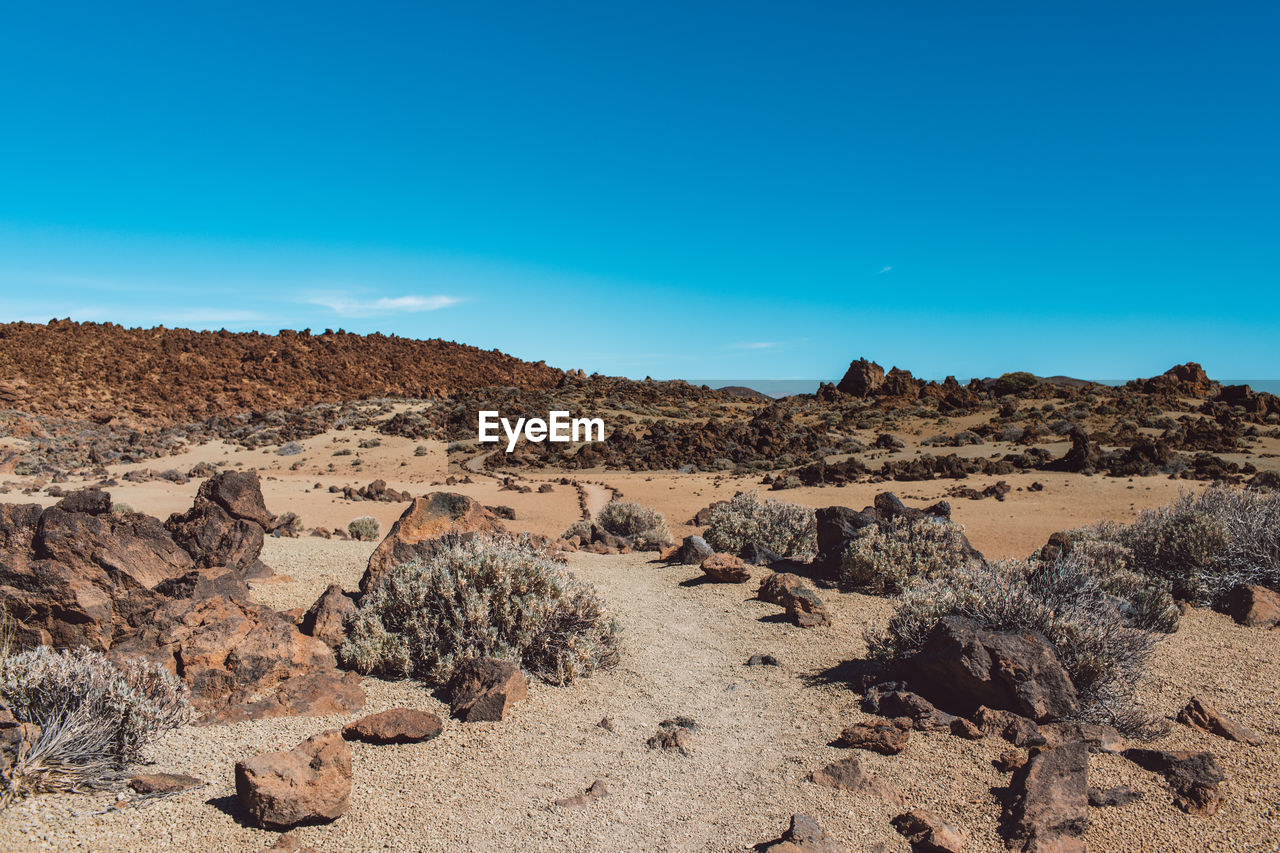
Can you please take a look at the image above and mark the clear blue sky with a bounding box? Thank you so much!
[1,2,1276,380]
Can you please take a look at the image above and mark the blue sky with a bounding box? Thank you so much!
[1,2,1276,380]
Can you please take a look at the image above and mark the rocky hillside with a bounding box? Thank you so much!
[0,320,564,424]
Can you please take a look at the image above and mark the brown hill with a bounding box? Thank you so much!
[0,320,563,425]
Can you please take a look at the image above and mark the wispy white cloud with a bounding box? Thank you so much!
[306,293,462,317]
[877,266,894,275]
[733,341,777,349]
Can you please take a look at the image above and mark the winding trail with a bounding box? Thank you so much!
[581,482,612,519]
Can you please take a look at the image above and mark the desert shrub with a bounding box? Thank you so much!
[348,516,380,541]
[1050,523,1180,633]
[867,554,1162,733]
[1123,487,1280,605]
[1073,487,1280,607]
[704,492,817,560]
[341,534,619,686]
[561,518,593,541]
[594,501,671,548]
[111,503,134,515]
[0,646,190,804]
[840,516,980,594]
[993,371,1038,396]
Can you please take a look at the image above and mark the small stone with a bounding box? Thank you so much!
[1088,786,1143,808]
[891,809,967,853]
[128,772,203,794]
[747,654,780,667]
[342,708,443,744]
[447,657,527,722]
[1224,583,1280,628]
[597,717,616,733]
[995,750,1028,773]
[1176,696,1262,745]
[1123,748,1226,816]
[835,720,910,755]
[949,718,984,740]
[646,727,694,755]
[760,814,848,852]
[552,779,609,809]
[700,552,751,583]
[235,730,351,830]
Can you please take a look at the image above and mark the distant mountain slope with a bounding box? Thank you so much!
[0,320,564,423]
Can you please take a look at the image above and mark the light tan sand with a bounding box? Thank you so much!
[1,540,1276,852]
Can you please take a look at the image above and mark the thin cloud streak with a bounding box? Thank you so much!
[733,341,777,350]
[306,293,462,317]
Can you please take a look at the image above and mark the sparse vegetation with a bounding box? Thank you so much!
[0,646,191,805]
[840,516,980,594]
[867,554,1163,734]
[593,501,671,548]
[348,516,381,541]
[704,492,816,560]
[1065,486,1280,608]
[341,534,620,686]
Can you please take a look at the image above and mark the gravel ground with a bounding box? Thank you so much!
[1,540,1276,852]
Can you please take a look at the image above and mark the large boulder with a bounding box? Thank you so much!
[165,471,275,577]
[836,358,885,397]
[360,493,505,594]
[0,497,195,650]
[300,584,358,651]
[907,616,1079,722]
[109,593,364,724]
[235,730,351,829]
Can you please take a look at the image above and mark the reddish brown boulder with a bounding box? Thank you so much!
[342,709,443,744]
[447,657,527,722]
[0,498,195,650]
[1224,584,1280,628]
[862,685,955,731]
[758,572,831,628]
[1123,749,1226,816]
[1177,696,1261,745]
[891,809,967,853]
[109,594,364,723]
[1006,743,1089,852]
[908,617,1079,722]
[949,717,984,740]
[976,706,1046,747]
[760,814,848,853]
[700,553,751,583]
[300,584,358,651]
[835,720,910,754]
[165,471,275,577]
[360,493,505,594]
[235,730,351,829]
[837,358,886,397]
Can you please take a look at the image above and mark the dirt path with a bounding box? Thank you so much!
[581,482,612,519]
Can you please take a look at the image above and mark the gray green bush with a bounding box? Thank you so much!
[340,534,620,686]
[704,492,816,560]
[348,516,381,541]
[0,646,191,805]
[593,501,671,548]
[840,516,979,594]
[866,554,1162,734]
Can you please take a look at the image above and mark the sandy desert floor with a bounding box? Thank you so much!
[2,411,1279,852]
[0,539,1276,853]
